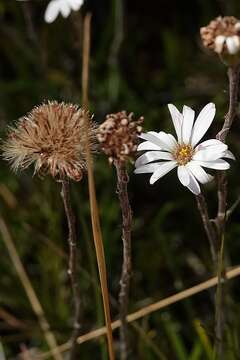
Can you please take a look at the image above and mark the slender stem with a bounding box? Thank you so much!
[114,160,132,360]
[214,65,239,359]
[214,233,225,360]
[195,194,217,267]
[226,193,240,220]
[82,14,115,360]
[61,179,82,360]
[216,66,240,143]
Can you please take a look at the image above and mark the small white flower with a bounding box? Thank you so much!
[215,34,240,55]
[44,0,84,23]
[134,103,235,195]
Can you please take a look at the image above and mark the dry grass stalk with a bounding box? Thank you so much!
[82,13,115,360]
[0,217,63,360]
[38,265,240,359]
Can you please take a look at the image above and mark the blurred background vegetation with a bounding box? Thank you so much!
[1,0,240,358]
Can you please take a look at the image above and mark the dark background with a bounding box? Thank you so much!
[1,0,240,358]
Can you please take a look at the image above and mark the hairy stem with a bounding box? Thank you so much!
[195,194,217,267]
[214,65,239,359]
[114,161,132,360]
[61,180,82,360]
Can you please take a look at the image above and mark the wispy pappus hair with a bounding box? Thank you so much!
[2,101,96,181]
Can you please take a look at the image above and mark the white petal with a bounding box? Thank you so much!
[182,105,195,144]
[191,103,216,147]
[195,139,226,150]
[226,36,240,55]
[135,151,173,167]
[187,162,214,184]
[157,131,177,151]
[59,0,71,17]
[193,144,228,161]
[186,172,201,195]
[44,0,62,23]
[139,132,164,148]
[177,165,190,186]
[149,161,177,184]
[137,141,161,151]
[134,163,160,174]
[168,104,183,142]
[215,35,226,53]
[68,0,84,11]
[223,149,235,160]
[195,159,230,170]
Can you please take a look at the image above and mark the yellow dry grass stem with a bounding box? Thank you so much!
[82,13,115,360]
[0,217,63,360]
[38,265,240,359]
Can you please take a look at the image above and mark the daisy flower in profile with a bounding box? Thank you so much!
[134,103,235,195]
[44,0,84,23]
[2,101,96,181]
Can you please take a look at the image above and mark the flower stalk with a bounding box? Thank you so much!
[195,193,217,267]
[114,160,132,360]
[60,179,82,359]
[214,65,240,359]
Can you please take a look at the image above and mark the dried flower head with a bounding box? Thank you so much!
[200,16,240,64]
[97,111,144,163]
[2,101,96,181]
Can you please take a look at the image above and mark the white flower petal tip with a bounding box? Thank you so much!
[137,140,161,151]
[149,161,177,185]
[186,173,201,195]
[167,104,182,142]
[223,150,236,160]
[44,0,84,23]
[177,166,190,186]
[191,103,216,147]
[215,35,226,54]
[226,36,240,55]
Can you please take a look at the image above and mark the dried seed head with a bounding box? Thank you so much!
[97,111,144,163]
[2,101,96,181]
[200,16,240,65]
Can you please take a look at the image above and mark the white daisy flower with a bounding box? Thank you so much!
[134,103,235,195]
[44,0,84,23]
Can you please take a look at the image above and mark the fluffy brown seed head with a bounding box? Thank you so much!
[2,101,96,181]
[200,16,240,58]
[97,111,144,163]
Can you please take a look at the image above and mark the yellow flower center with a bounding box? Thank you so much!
[174,144,194,165]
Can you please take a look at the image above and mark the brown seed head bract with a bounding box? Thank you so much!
[200,16,240,59]
[2,101,96,181]
[97,111,144,163]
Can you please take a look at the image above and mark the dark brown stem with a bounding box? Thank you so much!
[114,160,132,360]
[214,65,239,359]
[217,66,240,143]
[195,193,217,267]
[61,179,82,360]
